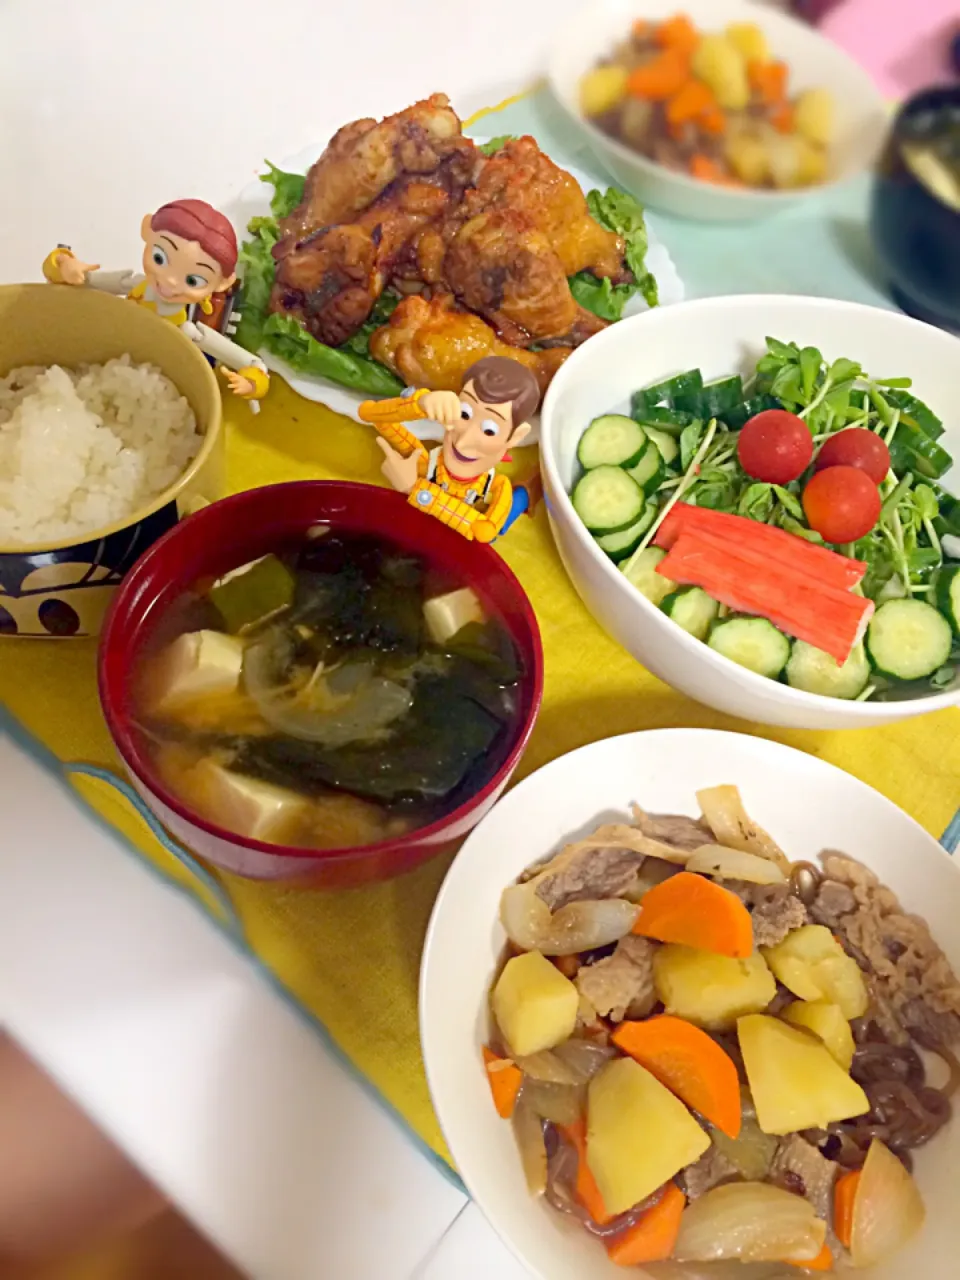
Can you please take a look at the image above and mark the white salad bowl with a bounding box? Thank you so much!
[547,0,889,222]
[538,294,960,730]
[420,727,960,1280]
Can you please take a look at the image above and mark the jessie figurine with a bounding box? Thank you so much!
[359,356,541,543]
[42,199,269,409]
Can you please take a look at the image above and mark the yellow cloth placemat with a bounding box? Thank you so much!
[4,372,960,1173]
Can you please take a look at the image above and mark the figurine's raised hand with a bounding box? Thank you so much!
[376,439,420,496]
[222,370,256,398]
[58,254,100,287]
[419,390,461,428]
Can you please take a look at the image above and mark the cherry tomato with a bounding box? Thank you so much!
[737,410,814,484]
[814,428,890,485]
[802,466,882,544]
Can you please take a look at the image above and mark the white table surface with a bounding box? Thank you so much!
[0,0,593,1276]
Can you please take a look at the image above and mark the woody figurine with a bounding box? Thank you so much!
[359,356,541,543]
[43,199,270,410]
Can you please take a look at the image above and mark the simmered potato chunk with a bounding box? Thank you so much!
[581,65,629,118]
[738,1014,869,1135]
[654,945,777,1031]
[794,87,835,147]
[492,951,579,1058]
[725,21,769,63]
[782,1000,856,1070]
[762,925,868,1018]
[587,1058,710,1215]
[692,35,750,111]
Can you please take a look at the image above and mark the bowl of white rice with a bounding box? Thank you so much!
[0,283,222,638]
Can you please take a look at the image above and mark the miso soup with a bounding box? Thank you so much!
[133,530,525,851]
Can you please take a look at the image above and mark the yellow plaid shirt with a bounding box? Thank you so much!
[374,420,513,541]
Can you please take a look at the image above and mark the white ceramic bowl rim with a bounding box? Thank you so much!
[539,293,960,722]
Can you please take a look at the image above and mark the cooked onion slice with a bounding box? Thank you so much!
[520,1079,584,1127]
[512,1094,547,1197]
[850,1138,926,1268]
[696,786,791,873]
[514,1050,582,1086]
[709,1115,779,1180]
[499,882,638,956]
[674,1182,826,1264]
[552,1038,617,1080]
[686,845,786,886]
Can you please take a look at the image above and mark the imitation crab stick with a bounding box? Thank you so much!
[605,1183,686,1266]
[632,871,754,958]
[483,1048,523,1119]
[654,503,866,590]
[657,530,873,664]
[612,1015,742,1138]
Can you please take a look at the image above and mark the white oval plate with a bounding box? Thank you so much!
[222,139,685,445]
[420,727,960,1280]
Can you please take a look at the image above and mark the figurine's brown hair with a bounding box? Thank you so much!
[464,357,541,432]
[150,199,238,276]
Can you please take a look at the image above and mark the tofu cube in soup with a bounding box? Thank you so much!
[423,586,485,645]
[587,1057,710,1215]
[188,761,312,844]
[145,630,244,715]
[737,1014,869,1135]
[492,951,579,1058]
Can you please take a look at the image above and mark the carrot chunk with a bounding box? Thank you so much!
[771,101,796,133]
[667,80,715,126]
[690,153,731,183]
[612,1015,742,1138]
[834,1169,861,1249]
[627,49,690,100]
[482,1047,522,1119]
[655,14,700,55]
[700,106,728,136]
[749,58,788,104]
[606,1183,686,1266]
[561,1118,612,1224]
[632,871,754,958]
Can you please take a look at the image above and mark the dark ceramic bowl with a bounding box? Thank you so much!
[871,85,960,333]
[98,481,544,889]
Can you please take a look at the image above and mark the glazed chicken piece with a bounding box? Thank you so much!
[272,176,454,347]
[419,208,608,347]
[275,94,477,255]
[369,293,571,394]
[466,136,630,282]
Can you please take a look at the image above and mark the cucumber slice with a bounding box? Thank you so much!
[632,370,704,413]
[675,375,744,419]
[937,564,960,636]
[661,587,719,641]
[708,617,791,678]
[723,394,783,431]
[785,640,871,700]
[578,415,647,470]
[626,439,665,494]
[572,466,646,534]
[631,404,697,435]
[888,390,944,440]
[620,546,676,605]
[889,421,954,480]
[596,503,657,562]
[866,598,953,681]
[644,426,679,468]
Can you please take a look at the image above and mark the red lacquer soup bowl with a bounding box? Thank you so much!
[98,481,544,889]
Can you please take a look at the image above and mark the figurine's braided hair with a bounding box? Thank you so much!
[151,200,238,276]
[463,357,541,433]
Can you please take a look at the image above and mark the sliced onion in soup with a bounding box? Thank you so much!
[500,882,638,956]
[674,1182,826,1264]
[850,1138,926,1268]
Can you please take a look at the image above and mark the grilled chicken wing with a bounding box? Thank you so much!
[275,94,476,255]
[467,136,629,282]
[272,177,453,347]
[369,293,571,393]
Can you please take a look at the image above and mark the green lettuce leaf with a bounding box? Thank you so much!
[262,161,306,218]
[233,215,279,352]
[262,313,404,395]
[576,187,659,316]
[477,135,516,156]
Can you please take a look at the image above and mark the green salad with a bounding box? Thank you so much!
[234,138,660,398]
[571,338,960,704]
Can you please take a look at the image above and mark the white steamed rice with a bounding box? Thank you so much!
[0,356,202,547]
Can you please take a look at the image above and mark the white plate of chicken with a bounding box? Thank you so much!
[222,93,684,444]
